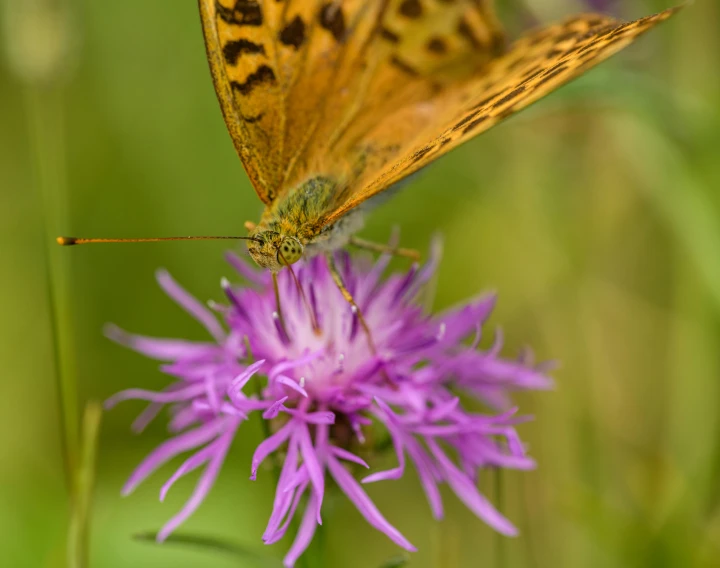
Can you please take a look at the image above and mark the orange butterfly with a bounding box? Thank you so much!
[194,0,679,272]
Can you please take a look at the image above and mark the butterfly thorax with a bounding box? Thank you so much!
[247,175,363,271]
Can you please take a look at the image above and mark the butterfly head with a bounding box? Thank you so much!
[247,231,304,272]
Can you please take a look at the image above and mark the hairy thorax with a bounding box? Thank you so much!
[247,176,365,271]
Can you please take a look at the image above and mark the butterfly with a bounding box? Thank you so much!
[59,1,679,341]
[196,0,679,273]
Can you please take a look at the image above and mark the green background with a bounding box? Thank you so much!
[2,0,719,566]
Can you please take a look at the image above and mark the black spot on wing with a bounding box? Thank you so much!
[470,94,496,111]
[534,65,569,88]
[222,39,265,65]
[606,24,631,40]
[577,42,598,55]
[390,55,420,77]
[398,0,423,19]
[319,3,346,42]
[462,115,489,134]
[452,111,479,132]
[411,145,434,163]
[427,37,447,54]
[492,86,526,108]
[457,17,482,50]
[554,31,577,43]
[216,0,263,27]
[522,67,544,81]
[230,65,276,95]
[490,32,506,56]
[545,48,563,59]
[279,15,306,49]
[577,47,601,62]
[579,23,615,41]
[380,26,400,44]
[505,56,527,72]
[242,112,264,123]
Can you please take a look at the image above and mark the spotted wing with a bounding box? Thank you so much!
[280,0,509,190]
[316,6,680,228]
[199,0,508,203]
[199,0,282,203]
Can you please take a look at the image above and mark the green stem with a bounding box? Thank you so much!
[494,468,506,568]
[519,474,538,568]
[25,85,78,493]
[25,83,87,566]
[68,402,102,567]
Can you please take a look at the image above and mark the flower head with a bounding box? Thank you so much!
[107,241,552,566]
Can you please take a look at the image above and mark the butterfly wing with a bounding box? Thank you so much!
[199,1,678,226]
[199,0,509,203]
[200,0,292,203]
[315,6,679,228]
[280,0,509,189]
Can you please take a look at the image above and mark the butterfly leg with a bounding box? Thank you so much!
[326,252,377,354]
[349,236,421,261]
[271,272,288,336]
[244,221,257,232]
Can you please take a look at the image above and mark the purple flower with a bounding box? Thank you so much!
[107,242,553,567]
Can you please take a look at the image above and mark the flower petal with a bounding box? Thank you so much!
[225,251,267,286]
[363,415,405,483]
[228,360,266,406]
[122,419,224,495]
[437,294,497,345]
[130,400,165,433]
[105,324,217,360]
[156,417,240,540]
[264,479,308,545]
[105,383,206,409]
[159,443,215,502]
[251,421,294,480]
[262,397,289,419]
[427,397,460,422]
[405,436,444,519]
[283,491,320,568]
[288,410,335,425]
[268,350,323,381]
[331,446,369,469]
[276,375,308,398]
[426,439,517,536]
[263,436,300,540]
[297,423,325,524]
[327,454,415,552]
[156,269,226,343]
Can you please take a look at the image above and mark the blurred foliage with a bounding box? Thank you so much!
[2,0,719,567]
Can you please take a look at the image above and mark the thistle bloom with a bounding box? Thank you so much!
[107,242,552,566]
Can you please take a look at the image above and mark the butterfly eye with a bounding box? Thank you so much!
[277,237,303,266]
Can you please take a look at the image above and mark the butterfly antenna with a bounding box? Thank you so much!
[278,251,321,336]
[57,236,261,245]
